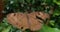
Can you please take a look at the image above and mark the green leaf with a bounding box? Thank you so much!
[53,10,60,16]
[49,20,55,26]
[53,0,60,5]
[38,25,60,32]
[1,26,11,32]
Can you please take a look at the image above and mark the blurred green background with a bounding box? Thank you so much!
[0,0,60,32]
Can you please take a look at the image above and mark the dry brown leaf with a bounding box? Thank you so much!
[0,0,4,11]
[0,0,4,21]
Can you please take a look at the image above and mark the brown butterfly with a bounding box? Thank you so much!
[7,11,50,31]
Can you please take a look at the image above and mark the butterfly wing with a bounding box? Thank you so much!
[7,13,29,31]
[28,12,43,31]
[36,12,50,20]
[36,12,50,24]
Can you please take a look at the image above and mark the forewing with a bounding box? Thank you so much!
[7,13,29,31]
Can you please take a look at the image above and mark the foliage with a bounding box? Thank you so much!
[0,0,60,32]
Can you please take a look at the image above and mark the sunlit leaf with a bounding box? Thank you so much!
[1,26,11,32]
